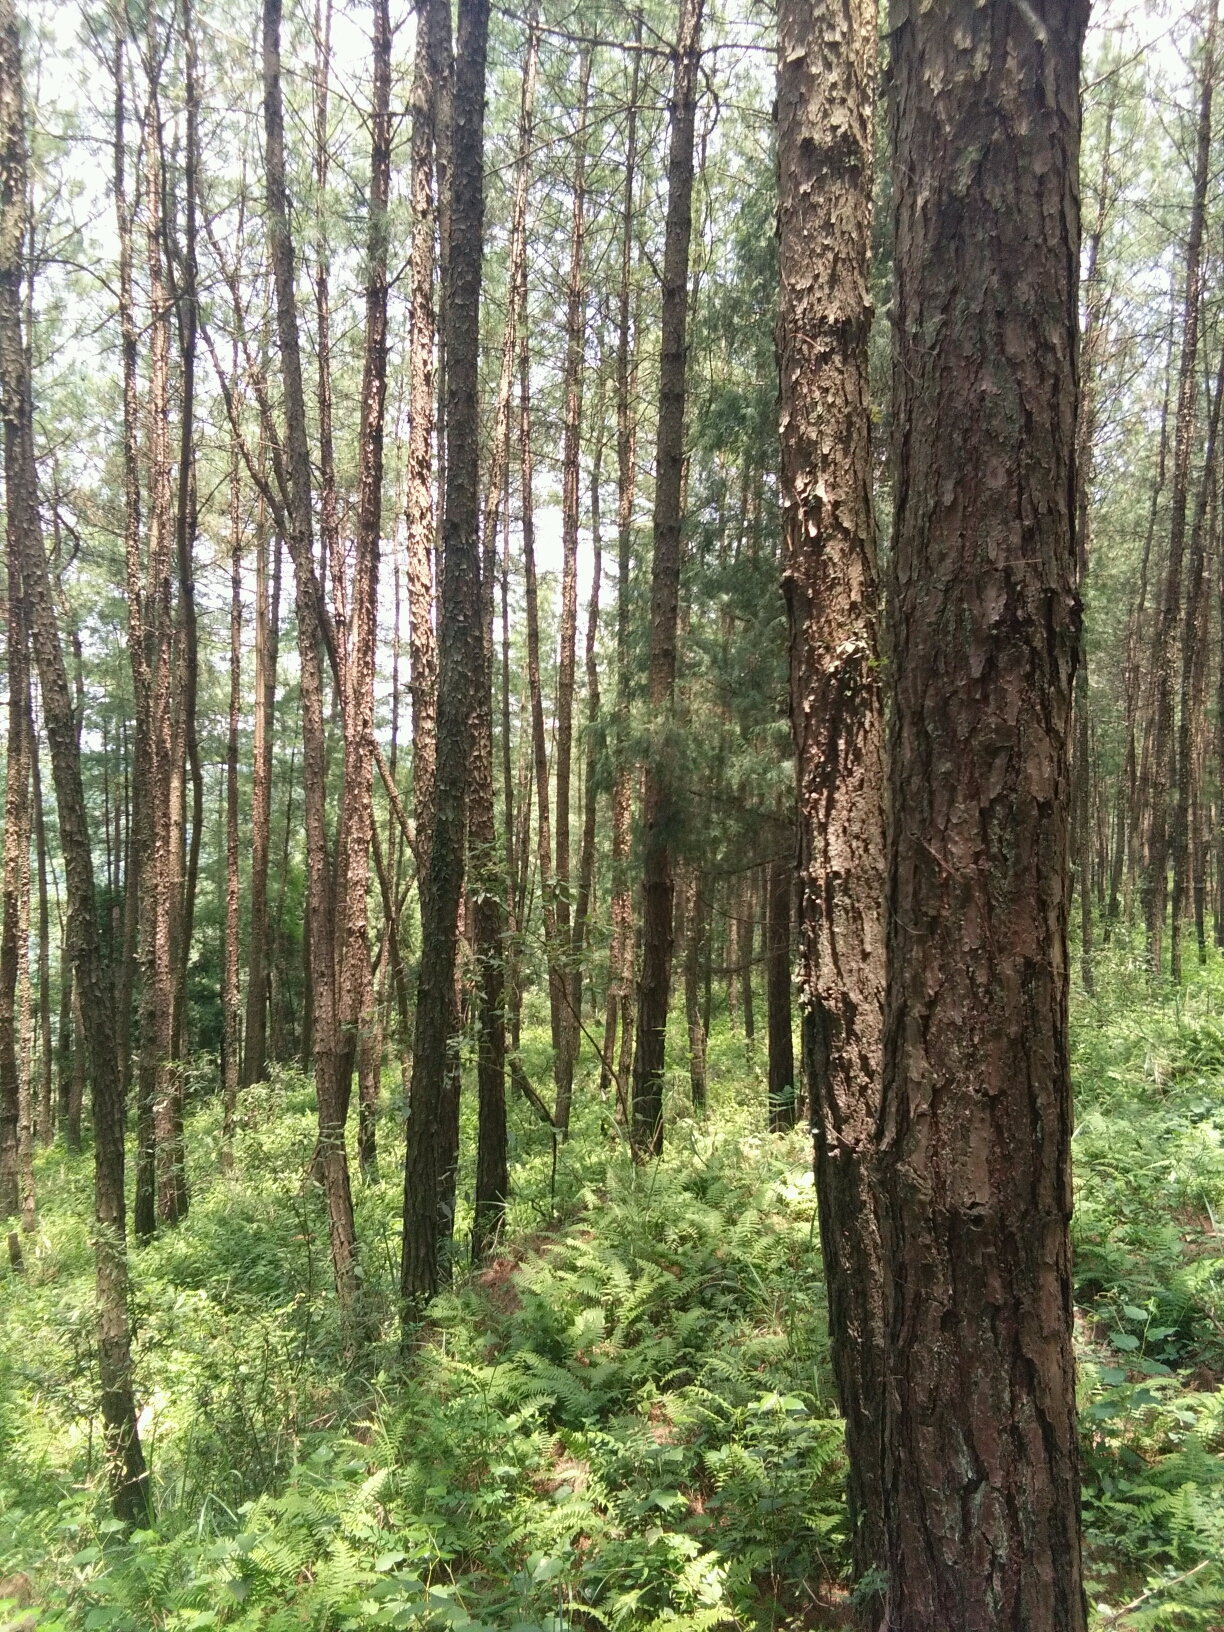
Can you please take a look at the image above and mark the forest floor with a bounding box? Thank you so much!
[1,944,1224,1631]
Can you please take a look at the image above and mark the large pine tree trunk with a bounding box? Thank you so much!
[881,4,1089,1624]
[775,0,886,1595]
[630,0,704,1158]
[0,0,147,1517]
[402,0,489,1311]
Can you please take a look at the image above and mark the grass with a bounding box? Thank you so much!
[0,954,1221,1631]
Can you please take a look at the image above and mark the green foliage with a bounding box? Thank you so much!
[0,1032,849,1631]
[1072,938,1224,1627]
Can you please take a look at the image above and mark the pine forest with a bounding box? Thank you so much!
[2,0,1224,1627]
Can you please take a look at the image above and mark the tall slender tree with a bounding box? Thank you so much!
[402,0,490,1311]
[775,0,885,1602]
[630,0,704,1157]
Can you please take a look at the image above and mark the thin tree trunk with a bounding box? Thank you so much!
[630,0,704,1158]
[0,478,28,1221]
[165,0,201,1223]
[263,0,360,1317]
[1073,93,1115,996]
[243,492,280,1087]
[571,398,605,1092]
[469,5,539,1259]
[520,310,559,1056]
[765,851,794,1133]
[16,689,34,1232]
[56,940,71,1145]
[0,0,147,1517]
[683,867,707,1110]
[332,0,391,1256]
[405,0,445,890]
[605,18,641,1114]
[880,4,1088,1623]
[552,48,592,1132]
[1172,342,1224,980]
[1144,0,1217,977]
[741,872,756,1043]
[222,431,242,1173]
[31,704,51,1144]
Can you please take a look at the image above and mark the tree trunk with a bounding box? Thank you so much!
[222,433,242,1173]
[880,4,1089,1625]
[1172,343,1224,980]
[765,851,794,1133]
[740,870,755,1043]
[551,49,592,1133]
[167,0,202,1221]
[604,17,641,1115]
[405,0,446,892]
[56,948,72,1146]
[333,0,390,1190]
[571,401,605,1093]
[775,0,887,1595]
[0,478,28,1221]
[31,706,51,1144]
[630,0,704,1158]
[469,6,539,1260]
[263,0,360,1318]
[402,0,488,1312]
[682,867,707,1110]
[243,493,280,1088]
[0,0,147,1518]
[1144,0,1216,977]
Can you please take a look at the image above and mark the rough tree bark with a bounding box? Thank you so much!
[775,0,886,1594]
[630,0,704,1158]
[405,0,447,891]
[402,0,489,1312]
[880,4,1089,1625]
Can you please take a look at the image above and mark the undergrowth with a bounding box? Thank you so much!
[1,955,1223,1632]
